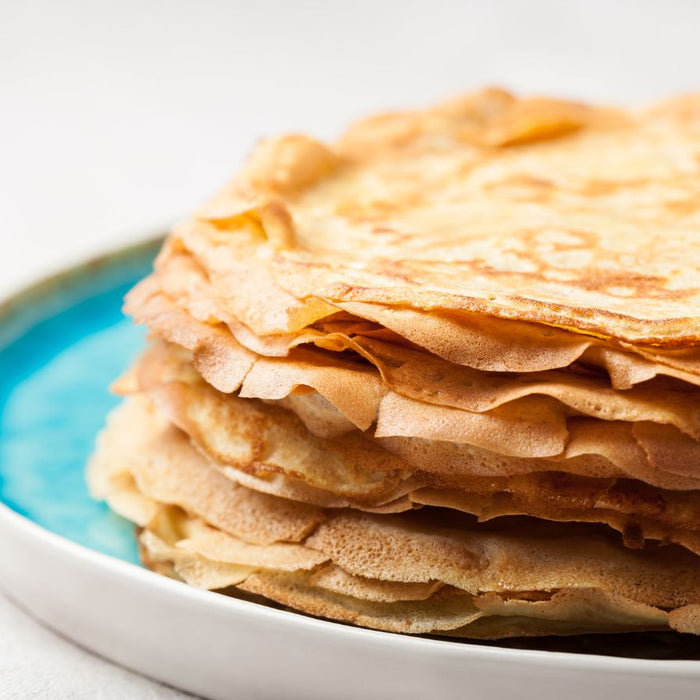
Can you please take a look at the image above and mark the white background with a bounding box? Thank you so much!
[2,0,700,696]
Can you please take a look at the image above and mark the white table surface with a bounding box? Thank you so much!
[2,0,700,696]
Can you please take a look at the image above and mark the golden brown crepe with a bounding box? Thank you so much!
[103,376,700,554]
[128,243,700,383]
[127,340,700,490]
[177,91,700,345]
[88,396,700,638]
[90,88,700,641]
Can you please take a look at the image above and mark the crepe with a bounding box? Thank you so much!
[88,397,700,638]
[90,88,700,642]
[125,340,700,491]
[104,379,700,558]
[129,244,700,384]
[156,91,700,347]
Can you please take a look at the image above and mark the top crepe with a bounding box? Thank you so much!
[183,88,700,346]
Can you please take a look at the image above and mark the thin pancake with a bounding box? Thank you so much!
[185,90,700,346]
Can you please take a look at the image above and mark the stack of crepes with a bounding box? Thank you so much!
[88,88,700,639]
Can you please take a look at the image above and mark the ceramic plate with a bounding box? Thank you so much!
[2,238,700,700]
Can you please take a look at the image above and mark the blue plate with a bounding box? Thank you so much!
[0,238,161,565]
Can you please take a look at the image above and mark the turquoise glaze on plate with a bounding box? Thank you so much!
[0,239,161,565]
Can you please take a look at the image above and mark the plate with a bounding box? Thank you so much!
[2,238,700,700]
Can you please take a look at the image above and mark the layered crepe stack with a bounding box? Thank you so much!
[89,89,700,639]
